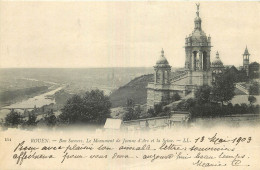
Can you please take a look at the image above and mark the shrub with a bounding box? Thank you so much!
[171,93,181,102]
[4,110,23,128]
[248,95,257,105]
[249,82,259,95]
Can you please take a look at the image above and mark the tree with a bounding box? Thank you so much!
[212,73,235,105]
[59,90,111,124]
[123,100,140,121]
[59,95,84,124]
[249,62,260,79]
[135,105,142,115]
[123,108,139,121]
[26,112,37,126]
[249,82,259,95]
[44,110,57,127]
[154,103,163,116]
[126,98,134,107]
[195,85,212,105]
[248,96,256,105]
[4,110,23,128]
[171,93,181,102]
[147,108,156,117]
[176,98,196,111]
[162,107,171,116]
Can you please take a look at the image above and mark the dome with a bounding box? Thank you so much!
[155,49,170,67]
[156,56,169,65]
[212,51,224,67]
[194,16,201,22]
[212,59,223,66]
[190,30,207,42]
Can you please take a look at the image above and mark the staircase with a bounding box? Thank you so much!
[171,71,188,83]
[235,83,249,95]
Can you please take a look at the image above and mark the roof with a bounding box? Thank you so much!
[243,46,250,56]
[104,118,122,129]
[227,66,239,74]
[156,56,169,65]
[156,49,169,65]
[187,29,208,45]
[123,116,170,124]
[249,62,259,66]
[212,51,224,67]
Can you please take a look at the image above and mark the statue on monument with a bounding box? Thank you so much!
[196,3,200,11]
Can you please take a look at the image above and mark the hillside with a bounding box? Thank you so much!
[109,74,153,108]
[109,70,250,108]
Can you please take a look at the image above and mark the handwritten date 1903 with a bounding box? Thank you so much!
[195,133,252,145]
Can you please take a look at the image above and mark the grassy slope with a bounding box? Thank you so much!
[109,74,153,108]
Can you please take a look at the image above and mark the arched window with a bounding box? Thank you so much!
[164,71,168,84]
[203,51,207,71]
[192,51,198,71]
[156,71,160,83]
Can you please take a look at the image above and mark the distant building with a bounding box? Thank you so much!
[211,51,225,83]
[226,65,239,75]
[249,62,260,79]
[243,46,250,76]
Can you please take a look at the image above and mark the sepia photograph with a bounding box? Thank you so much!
[0,1,259,169]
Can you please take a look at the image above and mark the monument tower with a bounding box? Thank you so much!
[147,4,214,109]
[183,3,212,86]
[154,49,171,85]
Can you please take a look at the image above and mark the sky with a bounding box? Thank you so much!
[0,1,259,68]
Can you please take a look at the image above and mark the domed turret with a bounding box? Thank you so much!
[212,51,224,68]
[155,49,170,67]
[211,51,224,83]
[154,49,171,85]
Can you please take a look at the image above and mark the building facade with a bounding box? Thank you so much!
[147,4,213,109]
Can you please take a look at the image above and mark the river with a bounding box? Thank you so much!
[0,86,63,119]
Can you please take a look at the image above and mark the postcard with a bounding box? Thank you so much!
[0,1,259,169]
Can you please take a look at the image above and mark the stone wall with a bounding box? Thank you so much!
[188,71,212,86]
[147,89,155,109]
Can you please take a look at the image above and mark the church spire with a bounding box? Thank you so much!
[243,46,250,56]
[243,46,250,76]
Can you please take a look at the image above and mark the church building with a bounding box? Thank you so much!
[147,4,214,109]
